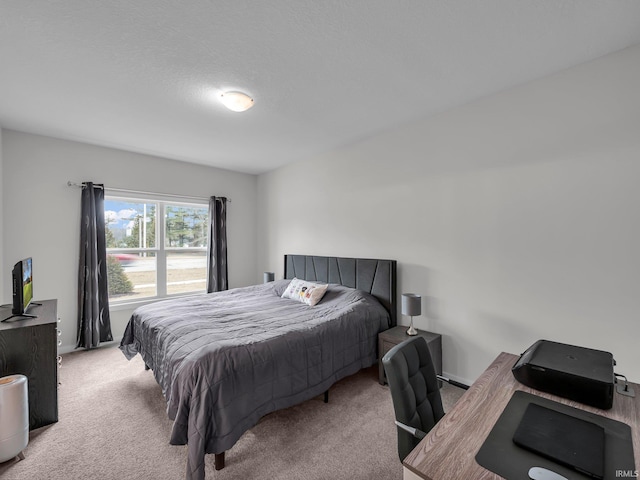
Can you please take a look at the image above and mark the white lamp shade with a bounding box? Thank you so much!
[220,91,254,112]
[401,293,421,316]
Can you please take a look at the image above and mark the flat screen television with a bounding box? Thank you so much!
[12,257,34,316]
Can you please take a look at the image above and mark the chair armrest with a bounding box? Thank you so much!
[394,421,426,440]
[437,374,470,390]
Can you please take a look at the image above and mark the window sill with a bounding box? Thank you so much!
[109,292,206,312]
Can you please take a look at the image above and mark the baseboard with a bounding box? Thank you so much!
[58,336,123,355]
[441,370,473,388]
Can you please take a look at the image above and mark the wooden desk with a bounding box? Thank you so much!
[403,352,640,480]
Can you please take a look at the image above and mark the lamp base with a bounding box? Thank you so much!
[406,319,418,336]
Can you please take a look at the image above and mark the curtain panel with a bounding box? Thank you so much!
[77,182,113,348]
[207,196,228,293]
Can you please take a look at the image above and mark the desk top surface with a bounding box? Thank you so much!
[403,351,640,480]
[0,299,57,331]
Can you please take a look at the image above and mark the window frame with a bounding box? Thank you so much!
[105,194,209,309]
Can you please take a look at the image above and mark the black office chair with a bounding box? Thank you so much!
[382,336,468,461]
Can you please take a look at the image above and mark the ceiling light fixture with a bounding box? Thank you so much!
[220,91,254,112]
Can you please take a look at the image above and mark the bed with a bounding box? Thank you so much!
[119,254,397,480]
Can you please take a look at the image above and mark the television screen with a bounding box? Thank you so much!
[11,257,33,316]
[22,257,33,312]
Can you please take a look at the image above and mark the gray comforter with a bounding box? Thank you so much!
[119,279,390,480]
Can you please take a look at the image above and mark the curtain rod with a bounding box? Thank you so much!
[66,181,231,202]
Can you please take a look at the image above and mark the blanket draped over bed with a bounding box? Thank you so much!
[120,279,390,480]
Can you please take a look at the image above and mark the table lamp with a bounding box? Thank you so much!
[402,293,421,336]
[263,272,275,283]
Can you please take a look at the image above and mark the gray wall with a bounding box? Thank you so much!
[257,45,640,383]
[0,128,3,298]
[1,130,258,353]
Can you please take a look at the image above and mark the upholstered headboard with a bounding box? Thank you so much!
[284,254,397,327]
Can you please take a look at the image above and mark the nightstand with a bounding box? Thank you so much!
[378,326,442,385]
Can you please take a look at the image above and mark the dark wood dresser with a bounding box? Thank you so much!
[0,299,59,429]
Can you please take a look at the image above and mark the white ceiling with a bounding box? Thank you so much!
[1,1,640,175]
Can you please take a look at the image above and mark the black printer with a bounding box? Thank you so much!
[512,339,615,409]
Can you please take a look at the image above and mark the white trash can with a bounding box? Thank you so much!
[0,374,29,463]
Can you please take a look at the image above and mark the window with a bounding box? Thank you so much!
[104,197,209,304]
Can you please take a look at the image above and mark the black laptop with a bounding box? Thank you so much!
[513,402,605,479]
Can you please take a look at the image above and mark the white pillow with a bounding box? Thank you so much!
[281,278,329,306]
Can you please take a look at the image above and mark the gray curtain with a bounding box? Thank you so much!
[77,182,113,348]
[206,196,228,293]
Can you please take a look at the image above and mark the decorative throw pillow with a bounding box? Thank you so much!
[281,278,329,306]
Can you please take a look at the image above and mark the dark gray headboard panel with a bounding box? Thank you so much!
[284,254,397,327]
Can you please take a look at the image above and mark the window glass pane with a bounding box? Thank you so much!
[104,197,209,304]
[107,252,157,301]
[165,204,209,248]
[166,251,207,295]
[105,200,156,249]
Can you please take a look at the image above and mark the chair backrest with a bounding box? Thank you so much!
[382,336,445,461]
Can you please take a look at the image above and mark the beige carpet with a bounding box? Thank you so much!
[0,345,464,480]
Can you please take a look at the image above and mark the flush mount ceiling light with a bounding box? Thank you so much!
[220,91,254,112]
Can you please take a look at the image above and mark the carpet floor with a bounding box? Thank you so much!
[0,345,464,480]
